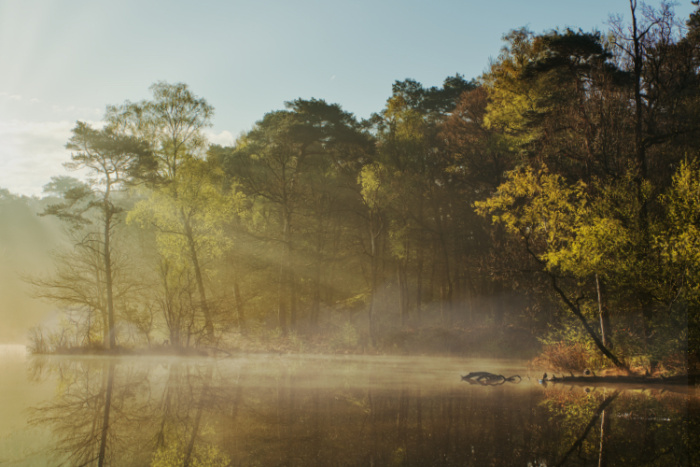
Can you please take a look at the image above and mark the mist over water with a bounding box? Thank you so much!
[0,352,696,466]
[0,344,27,356]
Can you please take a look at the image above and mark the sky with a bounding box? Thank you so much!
[1,0,695,197]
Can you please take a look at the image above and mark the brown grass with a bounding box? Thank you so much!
[530,342,591,371]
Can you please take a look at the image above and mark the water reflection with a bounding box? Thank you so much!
[23,355,699,466]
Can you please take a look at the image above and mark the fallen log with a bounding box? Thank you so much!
[540,373,698,386]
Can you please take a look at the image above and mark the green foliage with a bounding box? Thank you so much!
[390,75,475,117]
[547,172,651,283]
[128,159,235,265]
[107,81,213,182]
[483,28,545,150]
[476,157,697,366]
[475,165,587,250]
[358,162,389,211]
[656,160,700,302]
[42,176,87,197]
[151,438,229,467]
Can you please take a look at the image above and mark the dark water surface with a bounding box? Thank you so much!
[0,346,697,466]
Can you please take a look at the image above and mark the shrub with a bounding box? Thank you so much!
[532,341,591,371]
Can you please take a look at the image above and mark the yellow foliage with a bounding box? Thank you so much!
[475,165,646,281]
[128,158,238,271]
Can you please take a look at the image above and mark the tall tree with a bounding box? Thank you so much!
[368,77,474,325]
[128,158,237,345]
[475,166,630,368]
[224,99,372,332]
[107,81,213,183]
[484,28,629,180]
[109,82,219,342]
[608,1,700,366]
[41,123,150,349]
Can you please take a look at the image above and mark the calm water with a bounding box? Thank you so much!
[0,345,697,466]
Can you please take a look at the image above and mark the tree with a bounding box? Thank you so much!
[655,160,700,365]
[439,85,524,326]
[107,81,213,183]
[224,99,372,332]
[476,154,699,370]
[471,9,700,368]
[607,1,700,364]
[40,123,150,349]
[109,82,219,343]
[128,158,237,345]
[358,162,387,343]
[475,166,628,368]
[484,27,630,180]
[368,77,474,326]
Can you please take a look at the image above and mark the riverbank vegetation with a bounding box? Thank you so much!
[10,1,698,375]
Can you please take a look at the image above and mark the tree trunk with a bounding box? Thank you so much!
[183,368,212,467]
[598,407,611,467]
[97,362,115,467]
[277,208,292,334]
[630,0,647,181]
[415,240,424,322]
[436,218,454,324]
[277,265,288,334]
[103,207,117,350]
[311,262,321,326]
[232,274,246,333]
[629,0,656,370]
[290,272,298,330]
[398,258,409,326]
[596,274,612,348]
[183,213,214,341]
[550,272,626,370]
[368,211,382,347]
[310,212,327,326]
[525,239,627,370]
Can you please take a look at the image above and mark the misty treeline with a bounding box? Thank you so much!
[21,1,700,370]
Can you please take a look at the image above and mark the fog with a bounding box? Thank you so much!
[0,186,544,363]
[209,354,530,390]
[0,191,64,343]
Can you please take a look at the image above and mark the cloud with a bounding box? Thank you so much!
[1,91,100,118]
[0,120,75,196]
[50,103,101,118]
[205,129,235,147]
[0,92,23,102]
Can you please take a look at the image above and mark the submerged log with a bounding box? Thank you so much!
[461,371,522,385]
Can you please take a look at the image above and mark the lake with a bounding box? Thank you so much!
[0,345,697,466]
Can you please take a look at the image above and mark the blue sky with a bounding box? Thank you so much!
[1,0,695,196]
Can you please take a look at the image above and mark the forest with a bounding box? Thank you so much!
[10,1,700,375]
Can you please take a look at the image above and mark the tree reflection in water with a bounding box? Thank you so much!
[28,359,151,465]
[541,386,697,467]
[26,357,699,466]
[553,390,620,466]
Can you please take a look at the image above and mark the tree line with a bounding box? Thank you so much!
[29,1,699,370]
